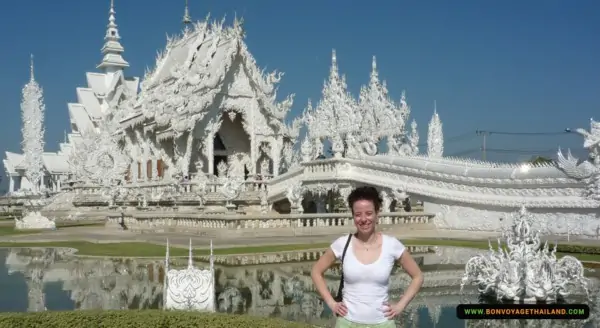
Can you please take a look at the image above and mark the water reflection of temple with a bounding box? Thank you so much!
[4,248,475,326]
[6,248,163,311]
[4,248,598,328]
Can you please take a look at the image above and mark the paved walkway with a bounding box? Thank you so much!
[0,226,599,249]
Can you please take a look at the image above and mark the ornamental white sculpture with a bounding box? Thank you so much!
[164,239,215,311]
[286,181,305,213]
[427,106,443,158]
[259,184,269,214]
[67,117,130,187]
[15,198,56,230]
[300,137,313,162]
[557,118,600,200]
[460,206,589,302]
[301,51,415,160]
[20,55,46,193]
[15,211,56,230]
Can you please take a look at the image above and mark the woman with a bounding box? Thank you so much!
[311,186,424,327]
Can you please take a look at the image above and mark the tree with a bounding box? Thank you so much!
[529,156,553,165]
[21,55,46,193]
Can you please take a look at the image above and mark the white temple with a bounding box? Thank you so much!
[3,1,417,194]
[4,1,600,239]
[4,1,299,193]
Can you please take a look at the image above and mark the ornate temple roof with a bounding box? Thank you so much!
[121,17,294,138]
[3,152,70,175]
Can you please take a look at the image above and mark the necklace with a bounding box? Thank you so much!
[357,234,379,251]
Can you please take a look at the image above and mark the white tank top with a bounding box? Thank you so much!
[330,234,406,324]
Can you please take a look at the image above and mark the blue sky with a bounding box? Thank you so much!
[1,0,599,189]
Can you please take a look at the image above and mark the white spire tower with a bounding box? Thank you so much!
[183,0,192,26]
[427,101,444,158]
[21,54,46,193]
[97,0,129,72]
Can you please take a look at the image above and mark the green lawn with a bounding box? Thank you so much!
[402,238,600,262]
[0,240,331,257]
[0,237,599,262]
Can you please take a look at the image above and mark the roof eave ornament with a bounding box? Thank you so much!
[233,13,245,39]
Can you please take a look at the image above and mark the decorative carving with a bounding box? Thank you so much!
[408,120,419,155]
[427,108,443,158]
[361,136,378,156]
[68,118,130,187]
[216,160,228,177]
[344,134,361,159]
[193,167,208,209]
[15,211,56,230]
[164,239,215,311]
[221,177,243,205]
[280,142,297,172]
[260,158,270,175]
[461,206,589,302]
[380,190,392,213]
[286,182,305,213]
[557,119,600,201]
[259,184,269,214]
[20,56,46,194]
[331,134,344,158]
[227,110,237,122]
[227,152,249,178]
[392,187,408,203]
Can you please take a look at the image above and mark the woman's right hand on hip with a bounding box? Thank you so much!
[328,301,348,317]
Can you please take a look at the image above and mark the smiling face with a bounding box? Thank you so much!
[352,199,378,235]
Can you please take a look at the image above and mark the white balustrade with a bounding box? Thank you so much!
[106,212,434,237]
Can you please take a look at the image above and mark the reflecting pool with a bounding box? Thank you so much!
[0,246,598,328]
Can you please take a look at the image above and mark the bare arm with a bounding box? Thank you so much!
[311,248,337,308]
[395,250,423,309]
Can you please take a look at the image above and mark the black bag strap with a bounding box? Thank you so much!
[334,234,353,302]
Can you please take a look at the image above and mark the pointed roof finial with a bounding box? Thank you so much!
[331,49,337,67]
[183,0,192,25]
[434,100,437,113]
[372,55,377,72]
[97,0,129,71]
[29,54,35,82]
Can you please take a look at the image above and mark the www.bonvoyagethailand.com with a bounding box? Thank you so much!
[456,304,590,320]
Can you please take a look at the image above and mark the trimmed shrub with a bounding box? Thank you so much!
[0,310,313,328]
[555,244,600,255]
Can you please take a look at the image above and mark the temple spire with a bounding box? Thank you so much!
[331,49,337,69]
[372,55,377,72]
[370,55,379,83]
[183,0,192,25]
[97,0,129,72]
[29,54,35,82]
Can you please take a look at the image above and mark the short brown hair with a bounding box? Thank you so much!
[347,186,382,213]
